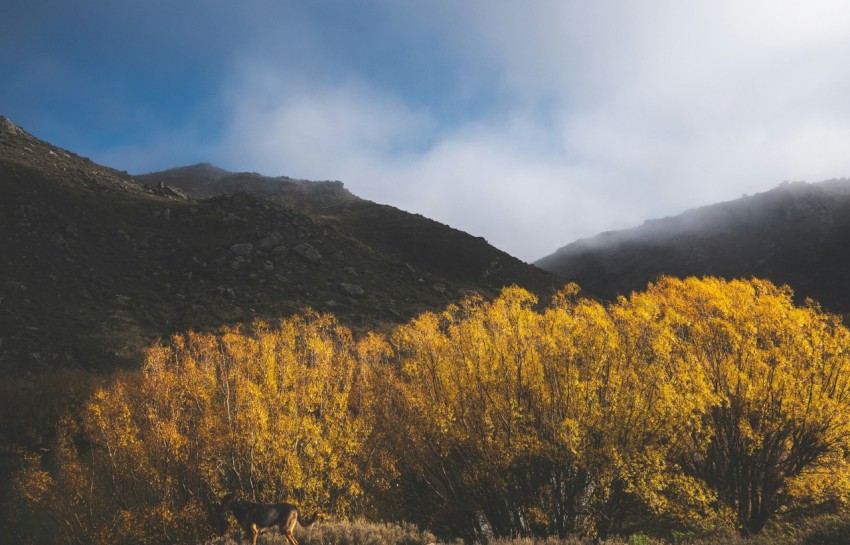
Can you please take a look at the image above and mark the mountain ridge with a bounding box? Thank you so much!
[137,163,555,289]
[536,178,850,313]
[136,163,359,207]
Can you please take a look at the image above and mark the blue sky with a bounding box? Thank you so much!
[5,1,850,261]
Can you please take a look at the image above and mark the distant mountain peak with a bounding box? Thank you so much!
[139,162,232,181]
[135,165,360,206]
[536,178,850,313]
[190,161,230,174]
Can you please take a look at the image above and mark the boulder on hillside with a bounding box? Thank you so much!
[340,283,364,297]
[293,243,322,263]
[257,232,283,250]
[148,181,189,199]
[230,243,253,256]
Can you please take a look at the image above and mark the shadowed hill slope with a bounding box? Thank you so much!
[1,118,558,375]
[136,164,556,293]
[536,179,850,313]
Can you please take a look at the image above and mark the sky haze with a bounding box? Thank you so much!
[4,1,850,261]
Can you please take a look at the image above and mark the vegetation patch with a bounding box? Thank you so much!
[12,277,850,544]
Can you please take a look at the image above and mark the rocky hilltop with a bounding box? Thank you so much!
[136,163,358,208]
[138,164,556,289]
[536,179,850,313]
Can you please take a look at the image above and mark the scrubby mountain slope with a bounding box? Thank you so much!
[0,117,558,375]
[136,165,556,292]
[536,179,850,312]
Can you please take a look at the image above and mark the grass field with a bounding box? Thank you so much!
[206,515,850,545]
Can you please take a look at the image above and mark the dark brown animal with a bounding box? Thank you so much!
[220,492,319,545]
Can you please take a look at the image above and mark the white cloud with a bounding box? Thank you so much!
[217,64,648,260]
[206,2,850,261]
[219,64,435,181]
[11,1,850,263]
[446,1,850,247]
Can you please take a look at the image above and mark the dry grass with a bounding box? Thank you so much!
[485,537,598,545]
[207,517,436,545]
[206,515,850,545]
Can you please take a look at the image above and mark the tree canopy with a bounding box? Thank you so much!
[18,277,850,543]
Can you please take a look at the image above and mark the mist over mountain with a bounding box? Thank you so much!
[536,179,850,313]
[0,116,556,375]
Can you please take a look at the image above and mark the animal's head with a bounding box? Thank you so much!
[213,492,240,535]
[219,492,239,513]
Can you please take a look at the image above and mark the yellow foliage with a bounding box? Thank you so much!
[617,277,850,534]
[19,312,373,544]
[378,278,850,539]
[17,277,850,543]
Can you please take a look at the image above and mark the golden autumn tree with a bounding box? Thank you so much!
[622,277,850,535]
[18,311,374,545]
[543,285,719,537]
[378,285,713,541]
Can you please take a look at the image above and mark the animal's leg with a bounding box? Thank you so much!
[285,517,299,545]
[250,523,259,545]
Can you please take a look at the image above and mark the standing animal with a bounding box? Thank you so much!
[220,492,319,545]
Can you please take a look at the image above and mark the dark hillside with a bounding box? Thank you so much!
[0,117,562,540]
[3,117,549,375]
[536,180,850,312]
[137,165,557,295]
